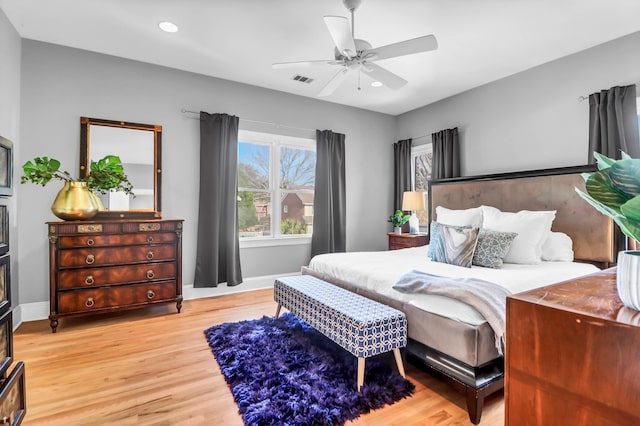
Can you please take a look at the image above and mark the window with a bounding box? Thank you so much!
[238,130,316,242]
[411,143,433,233]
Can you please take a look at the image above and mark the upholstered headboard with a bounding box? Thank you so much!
[428,165,616,266]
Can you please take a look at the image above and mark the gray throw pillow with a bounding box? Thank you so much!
[472,228,518,268]
[428,221,479,268]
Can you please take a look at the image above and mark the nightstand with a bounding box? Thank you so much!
[388,232,427,250]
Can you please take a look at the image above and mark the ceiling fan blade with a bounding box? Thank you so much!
[323,16,357,59]
[361,62,407,90]
[272,60,340,69]
[318,68,350,97]
[367,35,438,61]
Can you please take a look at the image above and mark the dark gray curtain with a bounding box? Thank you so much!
[311,130,346,257]
[194,112,242,287]
[432,127,460,179]
[393,139,412,211]
[588,85,640,162]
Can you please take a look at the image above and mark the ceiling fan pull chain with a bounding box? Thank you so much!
[358,71,361,91]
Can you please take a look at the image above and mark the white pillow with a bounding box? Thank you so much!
[480,205,556,264]
[435,206,483,228]
[541,232,574,262]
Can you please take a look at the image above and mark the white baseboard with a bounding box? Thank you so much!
[15,272,301,325]
[11,305,22,332]
[18,301,49,324]
[183,272,299,300]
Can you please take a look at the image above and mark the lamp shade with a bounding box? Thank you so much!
[402,191,425,211]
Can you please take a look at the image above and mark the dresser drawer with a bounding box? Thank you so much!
[0,362,26,426]
[58,281,177,314]
[58,232,176,248]
[58,244,176,268]
[58,263,177,290]
[0,311,12,378]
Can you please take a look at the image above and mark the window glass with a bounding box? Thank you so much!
[411,144,433,233]
[238,131,315,240]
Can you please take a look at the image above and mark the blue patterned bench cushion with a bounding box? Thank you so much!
[274,275,407,358]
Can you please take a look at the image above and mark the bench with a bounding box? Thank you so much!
[274,275,407,391]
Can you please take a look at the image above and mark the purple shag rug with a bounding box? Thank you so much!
[203,313,414,426]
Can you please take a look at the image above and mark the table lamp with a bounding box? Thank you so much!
[402,191,425,235]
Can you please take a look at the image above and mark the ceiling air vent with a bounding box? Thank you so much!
[292,74,314,84]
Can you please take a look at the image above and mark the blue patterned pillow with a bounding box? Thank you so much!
[428,221,479,268]
[472,229,518,268]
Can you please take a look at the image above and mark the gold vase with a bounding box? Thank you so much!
[51,181,101,220]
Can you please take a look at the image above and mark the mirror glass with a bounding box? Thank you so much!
[80,117,162,219]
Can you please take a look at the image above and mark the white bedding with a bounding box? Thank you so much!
[308,246,599,326]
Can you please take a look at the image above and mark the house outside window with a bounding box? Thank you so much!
[238,130,316,242]
[411,143,433,233]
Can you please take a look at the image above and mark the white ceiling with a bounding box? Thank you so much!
[2,0,640,115]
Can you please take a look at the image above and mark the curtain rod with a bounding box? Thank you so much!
[181,108,315,133]
[411,134,431,141]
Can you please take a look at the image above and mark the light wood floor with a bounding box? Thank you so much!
[14,289,504,425]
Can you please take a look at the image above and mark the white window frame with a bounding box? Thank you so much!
[238,129,315,248]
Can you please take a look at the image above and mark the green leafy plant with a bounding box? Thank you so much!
[21,155,134,196]
[388,209,410,227]
[576,152,640,242]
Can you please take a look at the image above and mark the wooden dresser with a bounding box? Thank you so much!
[388,232,427,250]
[505,268,640,425]
[47,219,183,333]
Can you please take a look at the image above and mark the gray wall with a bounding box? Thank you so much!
[397,31,640,176]
[0,8,21,309]
[12,27,640,309]
[18,40,396,305]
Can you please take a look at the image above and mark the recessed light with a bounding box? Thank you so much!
[371,81,383,88]
[158,21,178,33]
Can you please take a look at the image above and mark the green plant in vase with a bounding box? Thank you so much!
[21,155,134,220]
[575,151,640,310]
[388,209,410,234]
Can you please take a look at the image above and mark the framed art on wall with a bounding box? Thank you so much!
[0,136,13,197]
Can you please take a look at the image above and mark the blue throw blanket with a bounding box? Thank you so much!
[393,270,511,355]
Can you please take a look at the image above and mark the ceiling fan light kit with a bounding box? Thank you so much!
[272,0,437,97]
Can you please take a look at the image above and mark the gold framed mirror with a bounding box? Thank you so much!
[80,117,162,219]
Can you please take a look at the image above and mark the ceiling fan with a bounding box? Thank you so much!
[272,0,438,97]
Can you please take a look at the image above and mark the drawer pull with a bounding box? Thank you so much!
[146,270,155,280]
[85,297,95,308]
[0,416,11,424]
[85,275,95,286]
[86,238,95,246]
[147,290,156,300]
[86,254,95,264]
[146,236,154,243]
[146,251,154,260]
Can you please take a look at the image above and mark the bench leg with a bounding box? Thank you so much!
[357,357,365,392]
[393,348,406,378]
[275,303,281,319]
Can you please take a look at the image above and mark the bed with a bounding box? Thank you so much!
[302,164,617,424]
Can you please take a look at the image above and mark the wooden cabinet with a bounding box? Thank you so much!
[0,200,26,425]
[505,268,640,425]
[388,232,427,250]
[48,219,183,333]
